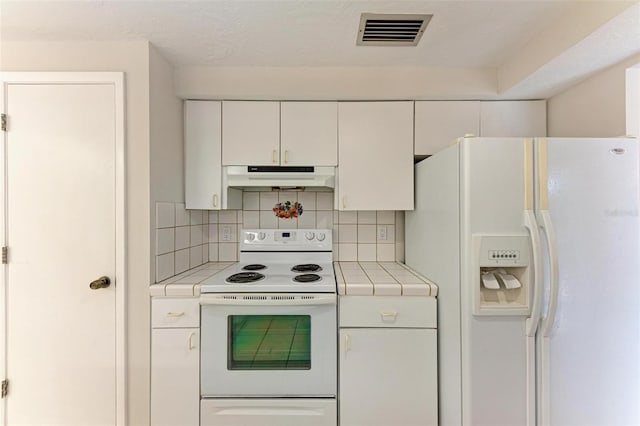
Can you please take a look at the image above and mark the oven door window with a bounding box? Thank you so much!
[228,315,311,370]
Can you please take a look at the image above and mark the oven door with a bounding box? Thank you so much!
[200,293,337,397]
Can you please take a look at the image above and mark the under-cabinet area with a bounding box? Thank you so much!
[150,256,438,426]
[339,296,438,426]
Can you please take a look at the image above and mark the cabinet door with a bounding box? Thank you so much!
[151,328,200,426]
[185,100,222,209]
[339,328,438,426]
[338,102,414,210]
[281,101,338,166]
[222,101,280,165]
[480,100,547,137]
[415,101,480,156]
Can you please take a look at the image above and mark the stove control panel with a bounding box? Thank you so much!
[241,229,332,251]
[274,231,297,241]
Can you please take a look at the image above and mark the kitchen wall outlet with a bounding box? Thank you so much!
[377,225,387,241]
[221,225,232,242]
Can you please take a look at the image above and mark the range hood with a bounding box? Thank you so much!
[223,166,336,190]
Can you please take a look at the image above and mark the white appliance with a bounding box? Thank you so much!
[405,137,640,426]
[223,165,336,190]
[200,229,337,426]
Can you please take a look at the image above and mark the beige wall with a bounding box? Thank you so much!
[176,65,498,100]
[1,40,152,426]
[548,52,640,137]
[149,45,185,284]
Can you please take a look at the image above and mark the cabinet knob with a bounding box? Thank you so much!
[272,149,277,164]
[212,194,218,207]
[284,150,289,164]
[342,196,347,209]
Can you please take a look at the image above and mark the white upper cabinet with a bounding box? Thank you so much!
[280,102,338,166]
[222,101,280,166]
[185,100,222,210]
[338,101,414,211]
[222,101,337,166]
[480,100,547,137]
[415,101,480,156]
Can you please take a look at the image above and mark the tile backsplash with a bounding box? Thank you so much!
[155,190,405,283]
[155,202,212,282]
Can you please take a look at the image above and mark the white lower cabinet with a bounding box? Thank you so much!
[201,399,337,426]
[151,299,200,426]
[339,297,437,426]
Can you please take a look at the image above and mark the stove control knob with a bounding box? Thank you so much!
[246,233,256,242]
[316,232,326,241]
[305,232,315,240]
[257,232,266,241]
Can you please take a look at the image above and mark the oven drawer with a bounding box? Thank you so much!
[339,296,437,328]
[201,399,337,426]
[152,298,199,328]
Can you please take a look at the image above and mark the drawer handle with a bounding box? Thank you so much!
[166,311,185,317]
[380,311,398,321]
[188,331,197,351]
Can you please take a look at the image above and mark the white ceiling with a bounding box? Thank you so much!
[2,0,640,97]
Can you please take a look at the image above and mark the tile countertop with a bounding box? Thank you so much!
[149,261,437,297]
[149,262,236,296]
[334,262,438,297]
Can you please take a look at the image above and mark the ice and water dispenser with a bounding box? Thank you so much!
[471,235,531,316]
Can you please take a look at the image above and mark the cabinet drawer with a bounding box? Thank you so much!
[339,296,436,328]
[152,298,199,328]
[201,399,337,426]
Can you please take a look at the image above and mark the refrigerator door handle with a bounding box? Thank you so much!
[538,210,559,337]
[524,209,543,337]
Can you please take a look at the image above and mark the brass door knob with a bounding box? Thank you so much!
[89,276,111,290]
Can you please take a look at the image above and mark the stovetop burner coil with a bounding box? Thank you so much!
[242,264,266,271]
[226,272,266,284]
[291,264,322,273]
[293,273,322,283]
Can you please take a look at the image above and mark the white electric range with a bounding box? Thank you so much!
[199,229,338,426]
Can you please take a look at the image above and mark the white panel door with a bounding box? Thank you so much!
[280,102,337,166]
[338,101,414,210]
[339,328,438,426]
[538,137,640,426]
[185,100,222,209]
[3,82,118,425]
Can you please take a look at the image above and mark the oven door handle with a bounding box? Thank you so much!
[199,294,337,306]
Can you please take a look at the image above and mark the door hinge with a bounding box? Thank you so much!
[1,247,7,264]
[1,114,6,132]
[1,380,8,398]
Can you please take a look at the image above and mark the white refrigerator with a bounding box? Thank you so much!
[405,137,640,426]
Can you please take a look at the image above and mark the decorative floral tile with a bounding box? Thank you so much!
[273,201,303,219]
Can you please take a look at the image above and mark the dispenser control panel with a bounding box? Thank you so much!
[477,235,529,267]
[489,250,520,261]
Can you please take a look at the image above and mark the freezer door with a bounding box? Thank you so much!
[536,137,640,426]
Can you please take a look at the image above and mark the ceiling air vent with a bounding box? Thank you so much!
[357,13,432,46]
